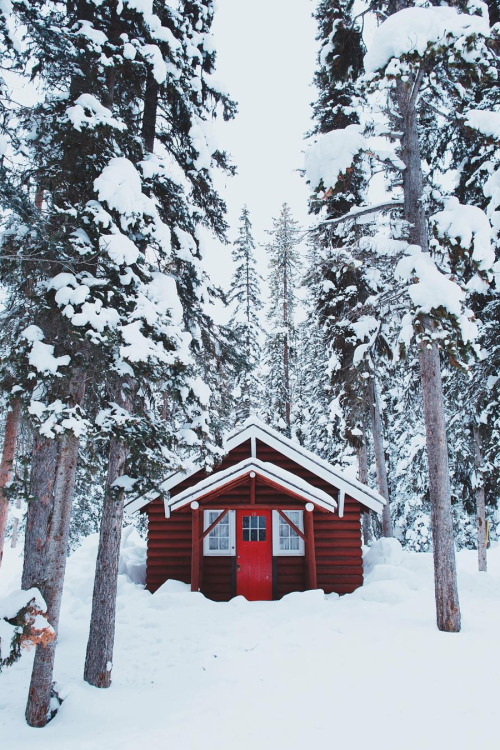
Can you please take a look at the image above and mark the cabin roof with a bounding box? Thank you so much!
[125,417,386,515]
[167,456,338,516]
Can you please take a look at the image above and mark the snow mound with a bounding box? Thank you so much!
[364,537,403,575]
[154,579,191,594]
[365,563,419,591]
[118,526,146,585]
[357,579,411,605]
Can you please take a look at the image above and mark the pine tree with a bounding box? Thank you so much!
[262,204,301,437]
[227,206,263,423]
[0,0,235,723]
[306,0,498,630]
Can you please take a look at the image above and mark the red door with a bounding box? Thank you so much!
[236,509,272,601]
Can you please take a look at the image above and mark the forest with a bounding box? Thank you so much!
[0,0,499,740]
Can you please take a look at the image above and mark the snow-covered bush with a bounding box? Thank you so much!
[0,588,54,671]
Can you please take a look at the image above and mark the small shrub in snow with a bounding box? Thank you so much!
[0,589,54,672]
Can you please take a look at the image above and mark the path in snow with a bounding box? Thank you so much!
[1,534,499,750]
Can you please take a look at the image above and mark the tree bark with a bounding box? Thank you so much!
[84,379,133,688]
[473,423,487,572]
[368,378,393,537]
[395,70,461,632]
[0,398,21,569]
[142,70,159,154]
[357,436,373,546]
[24,368,86,727]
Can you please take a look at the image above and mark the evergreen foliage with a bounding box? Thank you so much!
[262,203,301,437]
[227,206,263,423]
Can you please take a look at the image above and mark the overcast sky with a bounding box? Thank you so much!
[206,0,319,294]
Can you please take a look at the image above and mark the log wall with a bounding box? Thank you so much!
[145,438,363,598]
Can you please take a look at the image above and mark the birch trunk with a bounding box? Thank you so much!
[473,424,487,572]
[24,369,86,727]
[84,380,133,688]
[0,398,21,568]
[357,436,373,546]
[395,70,461,632]
[368,378,393,537]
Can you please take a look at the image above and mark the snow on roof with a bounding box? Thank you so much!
[125,417,385,515]
[167,457,338,516]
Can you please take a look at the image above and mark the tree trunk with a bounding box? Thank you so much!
[0,398,21,568]
[357,435,373,546]
[24,369,86,727]
[473,423,487,572]
[142,70,158,153]
[395,70,461,632]
[368,378,393,537]
[84,379,133,688]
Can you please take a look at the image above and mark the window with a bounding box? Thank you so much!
[203,510,235,556]
[242,515,266,542]
[272,510,305,556]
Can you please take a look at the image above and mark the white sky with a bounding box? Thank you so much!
[206,0,319,294]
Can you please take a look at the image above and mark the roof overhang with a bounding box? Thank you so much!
[125,418,386,515]
[166,457,338,516]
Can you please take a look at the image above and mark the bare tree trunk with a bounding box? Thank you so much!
[368,378,393,537]
[395,69,461,632]
[24,369,86,727]
[142,70,158,153]
[0,398,21,568]
[473,423,487,572]
[84,379,133,688]
[357,436,373,545]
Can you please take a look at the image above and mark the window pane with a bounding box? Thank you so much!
[259,529,266,541]
[280,538,290,551]
[280,523,290,538]
[219,524,229,537]
[250,529,258,541]
[220,538,229,550]
[290,536,299,550]
[209,537,218,550]
[243,528,250,541]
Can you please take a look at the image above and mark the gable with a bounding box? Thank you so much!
[125,419,385,515]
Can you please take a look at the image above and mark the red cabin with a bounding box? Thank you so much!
[127,419,385,601]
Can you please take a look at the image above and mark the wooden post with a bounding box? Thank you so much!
[191,508,201,592]
[250,473,256,504]
[304,509,317,590]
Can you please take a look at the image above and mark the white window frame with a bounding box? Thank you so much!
[203,509,236,556]
[272,510,305,556]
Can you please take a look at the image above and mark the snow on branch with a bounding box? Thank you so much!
[313,201,403,229]
[364,6,490,74]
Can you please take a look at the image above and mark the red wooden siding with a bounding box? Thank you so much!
[146,500,191,593]
[145,438,364,599]
[275,557,306,599]
[314,500,363,594]
[202,557,234,601]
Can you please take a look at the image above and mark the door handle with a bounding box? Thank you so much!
[237,564,241,572]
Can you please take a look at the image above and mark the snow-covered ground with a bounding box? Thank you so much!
[1,532,499,750]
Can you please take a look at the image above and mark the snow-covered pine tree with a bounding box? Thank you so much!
[83,0,237,691]
[262,203,301,437]
[305,0,395,535]
[306,0,499,631]
[227,206,263,423]
[0,0,235,723]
